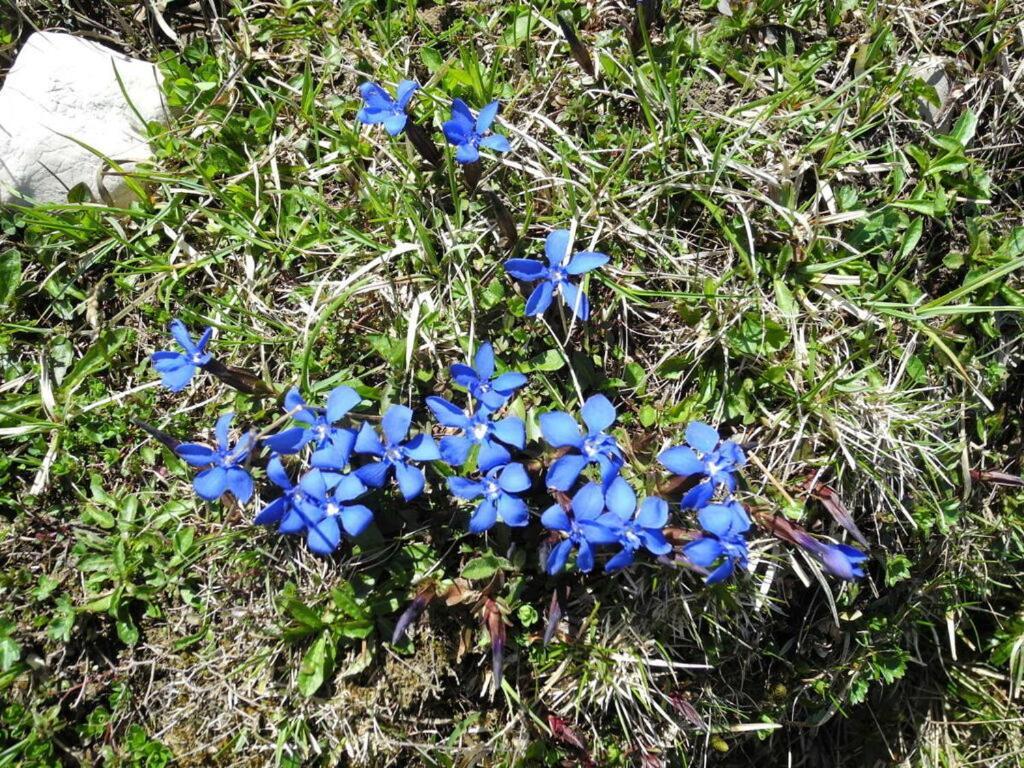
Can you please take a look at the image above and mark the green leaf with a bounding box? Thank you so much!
[330,582,369,621]
[0,249,21,307]
[0,635,21,672]
[523,349,565,372]
[461,551,511,581]
[298,633,335,697]
[950,108,978,147]
[287,599,326,631]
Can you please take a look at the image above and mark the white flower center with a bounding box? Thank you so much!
[325,503,340,517]
[472,422,489,441]
[386,446,403,462]
[485,480,500,497]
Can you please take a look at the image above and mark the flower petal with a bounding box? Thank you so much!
[395,79,419,109]
[575,539,594,572]
[442,117,472,145]
[540,504,571,532]
[404,433,441,461]
[581,394,616,434]
[359,82,394,109]
[636,497,669,528]
[605,547,635,572]
[175,443,217,467]
[546,538,573,575]
[565,251,609,275]
[298,469,328,500]
[685,421,720,454]
[473,342,495,379]
[332,474,366,502]
[681,481,714,510]
[658,445,703,477]
[439,435,473,467]
[478,438,511,472]
[496,494,528,527]
[479,133,510,152]
[639,529,672,555]
[705,558,735,584]
[498,462,531,493]
[340,504,374,537]
[266,457,292,490]
[326,386,361,423]
[571,482,604,520]
[504,259,548,281]
[468,499,498,533]
[382,404,413,445]
[454,142,479,164]
[559,281,590,321]
[394,462,426,501]
[284,388,316,424]
[449,476,485,499]
[491,417,525,449]
[545,229,572,266]
[158,363,196,391]
[279,507,308,534]
[214,413,233,452]
[383,113,408,135]
[545,454,588,491]
[225,467,253,503]
[603,475,636,520]
[697,504,736,537]
[193,466,228,500]
[354,422,384,456]
[451,363,478,388]
[169,319,197,353]
[264,426,310,455]
[255,496,287,526]
[151,350,188,372]
[426,396,470,429]
[354,460,390,488]
[539,411,583,449]
[476,100,499,133]
[307,515,341,555]
[683,537,724,568]
[491,372,527,394]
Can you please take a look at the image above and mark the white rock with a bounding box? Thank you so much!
[0,32,167,207]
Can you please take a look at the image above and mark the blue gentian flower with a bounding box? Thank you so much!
[658,421,746,509]
[450,342,527,410]
[540,482,621,574]
[353,405,440,500]
[442,98,511,164]
[682,501,751,583]
[151,319,212,392]
[357,80,419,135]
[176,413,256,503]
[599,477,673,571]
[504,230,608,321]
[286,469,373,556]
[449,462,531,533]
[539,394,624,491]
[426,397,526,471]
[819,543,868,580]
[263,386,360,470]
[254,456,307,528]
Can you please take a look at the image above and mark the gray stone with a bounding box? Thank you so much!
[911,56,952,129]
[0,32,167,207]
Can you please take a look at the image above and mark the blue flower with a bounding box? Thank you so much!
[504,230,608,321]
[293,469,373,555]
[450,342,527,411]
[357,80,419,136]
[263,386,360,470]
[442,98,511,164]
[449,462,531,533]
[819,543,868,580]
[426,397,525,472]
[539,394,624,491]
[658,421,746,509]
[151,319,212,392]
[353,405,440,500]
[599,477,673,571]
[540,483,621,574]
[176,413,256,503]
[682,501,751,583]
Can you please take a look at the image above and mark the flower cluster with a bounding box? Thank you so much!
[151,320,437,556]
[150,321,869,582]
[356,79,511,166]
